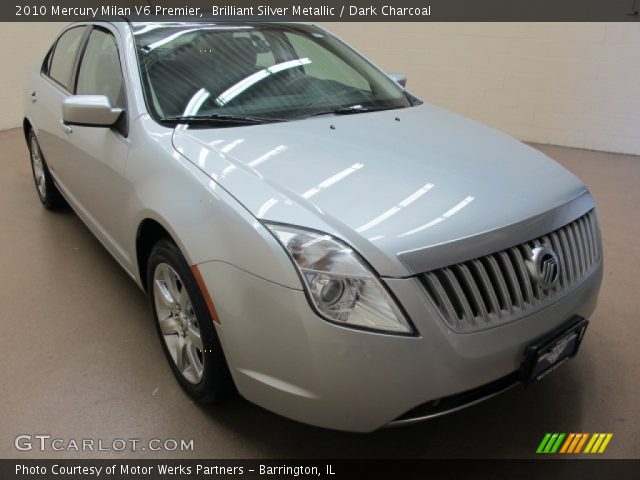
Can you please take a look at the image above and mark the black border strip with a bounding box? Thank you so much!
[3,459,640,480]
[4,0,640,22]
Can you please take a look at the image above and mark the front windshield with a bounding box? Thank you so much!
[133,23,414,123]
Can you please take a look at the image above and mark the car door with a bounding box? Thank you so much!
[54,25,134,270]
[31,25,88,184]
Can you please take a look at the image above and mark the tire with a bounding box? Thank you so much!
[147,239,233,403]
[27,130,65,210]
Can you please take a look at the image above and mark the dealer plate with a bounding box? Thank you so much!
[521,317,588,383]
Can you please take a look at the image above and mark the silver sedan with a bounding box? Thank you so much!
[24,21,602,432]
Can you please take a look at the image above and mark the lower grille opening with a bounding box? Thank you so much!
[392,372,521,423]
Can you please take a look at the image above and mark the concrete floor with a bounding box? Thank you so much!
[0,127,638,459]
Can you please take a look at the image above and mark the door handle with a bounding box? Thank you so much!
[59,120,72,135]
[29,91,37,103]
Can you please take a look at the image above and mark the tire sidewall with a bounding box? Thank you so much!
[147,239,230,402]
[28,131,47,204]
[28,130,64,209]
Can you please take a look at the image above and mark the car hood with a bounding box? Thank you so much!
[172,103,588,277]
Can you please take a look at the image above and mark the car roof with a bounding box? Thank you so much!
[63,19,315,39]
[127,20,313,28]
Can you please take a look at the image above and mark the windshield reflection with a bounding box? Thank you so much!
[134,23,416,124]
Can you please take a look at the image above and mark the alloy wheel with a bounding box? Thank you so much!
[30,136,46,199]
[153,262,204,384]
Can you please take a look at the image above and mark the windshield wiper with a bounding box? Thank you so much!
[295,104,402,120]
[163,114,284,125]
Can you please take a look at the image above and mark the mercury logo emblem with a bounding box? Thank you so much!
[527,245,560,290]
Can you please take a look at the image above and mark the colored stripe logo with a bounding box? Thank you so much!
[536,433,612,454]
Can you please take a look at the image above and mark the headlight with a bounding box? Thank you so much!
[265,223,413,334]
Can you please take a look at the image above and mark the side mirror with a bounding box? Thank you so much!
[62,95,123,127]
[389,73,407,88]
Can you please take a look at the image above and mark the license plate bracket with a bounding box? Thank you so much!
[521,317,589,383]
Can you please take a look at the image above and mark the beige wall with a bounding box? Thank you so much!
[0,23,66,130]
[324,23,640,155]
[2,22,639,155]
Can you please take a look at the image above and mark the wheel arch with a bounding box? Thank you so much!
[23,117,33,144]
[136,217,181,292]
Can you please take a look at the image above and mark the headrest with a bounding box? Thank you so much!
[230,37,258,71]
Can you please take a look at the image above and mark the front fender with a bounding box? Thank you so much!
[125,116,301,290]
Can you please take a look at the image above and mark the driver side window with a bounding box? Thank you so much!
[76,28,125,109]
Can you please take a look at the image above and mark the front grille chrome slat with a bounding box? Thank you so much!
[577,218,592,267]
[511,247,535,305]
[456,264,490,320]
[497,251,524,310]
[442,268,476,327]
[549,232,567,288]
[470,259,501,320]
[572,222,587,277]
[558,229,575,284]
[486,255,513,315]
[585,214,598,262]
[422,272,461,330]
[419,210,601,333]
[521,244,543,301]
[565,225,582,279]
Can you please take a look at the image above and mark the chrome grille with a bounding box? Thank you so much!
[419,210,601,332]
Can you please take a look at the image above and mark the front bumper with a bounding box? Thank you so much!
[198,258,602,432]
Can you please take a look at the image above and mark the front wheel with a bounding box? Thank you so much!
[147,239,232,402]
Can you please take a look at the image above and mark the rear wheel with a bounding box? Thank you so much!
[28,130,65,210]
[147,239,232,402]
